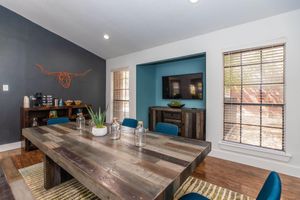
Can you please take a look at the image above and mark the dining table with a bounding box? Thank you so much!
[22,122,211,200]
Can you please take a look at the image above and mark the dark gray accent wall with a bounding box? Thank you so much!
[0,6,106,145]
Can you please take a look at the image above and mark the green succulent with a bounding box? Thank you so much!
[169,100,182,106]
[86,105,108,128]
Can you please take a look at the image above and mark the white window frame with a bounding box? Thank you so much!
[220,39,291,161]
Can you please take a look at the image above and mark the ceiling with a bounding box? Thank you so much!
[1,0,300,59]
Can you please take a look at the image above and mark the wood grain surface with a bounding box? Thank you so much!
[22,123,211,200]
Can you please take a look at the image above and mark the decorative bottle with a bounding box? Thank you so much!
[134,121,146,147]
[111,118,121,140]
[76,113,85,130]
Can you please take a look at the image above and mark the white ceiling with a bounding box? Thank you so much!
[1,0,300,59]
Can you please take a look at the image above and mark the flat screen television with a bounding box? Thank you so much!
[162,73,203,100]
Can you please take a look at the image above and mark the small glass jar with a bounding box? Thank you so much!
[88,119,95,133]
[134,121,146,147]
[76,113,85,130]
[111,118,121,140]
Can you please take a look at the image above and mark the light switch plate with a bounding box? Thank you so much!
[3,84,9,91]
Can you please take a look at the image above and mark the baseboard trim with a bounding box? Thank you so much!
[0,142,21,152]
[210,149,300,178]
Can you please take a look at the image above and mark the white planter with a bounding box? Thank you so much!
[92,126,108,136]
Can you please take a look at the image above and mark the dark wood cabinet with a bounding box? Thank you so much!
[20,105,91,151]
[149,106,206,140]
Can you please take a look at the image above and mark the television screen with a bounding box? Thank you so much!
[162,73,203,100]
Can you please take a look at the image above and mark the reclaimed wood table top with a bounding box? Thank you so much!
[22,123,211,200]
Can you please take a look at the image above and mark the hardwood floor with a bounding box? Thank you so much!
[193,156,300,200]
[1,148,300,200]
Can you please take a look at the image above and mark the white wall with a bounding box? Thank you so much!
[106,9,300,177]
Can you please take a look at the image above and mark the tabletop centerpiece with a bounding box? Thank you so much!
[86,106,108,136]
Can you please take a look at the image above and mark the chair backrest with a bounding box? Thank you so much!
[122,118,138,128]
[47,117,70,125]
[155,122,179,136]
[256,171,281,200]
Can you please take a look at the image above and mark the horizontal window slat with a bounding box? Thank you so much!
[224,60,284,68]
[224,102,284,106]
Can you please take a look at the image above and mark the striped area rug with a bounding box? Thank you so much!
[174,176,253,200]
[19,163,253,200]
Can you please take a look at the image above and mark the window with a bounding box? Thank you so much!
[223,44,285,151]
[112,70,129,121]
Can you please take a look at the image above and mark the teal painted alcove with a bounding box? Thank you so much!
[137,54,206,128]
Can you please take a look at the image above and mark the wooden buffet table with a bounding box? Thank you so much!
[22,123,211,200]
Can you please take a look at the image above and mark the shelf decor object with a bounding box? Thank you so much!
[167,100,185,108]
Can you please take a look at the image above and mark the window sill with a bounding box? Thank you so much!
[218,141,292,162]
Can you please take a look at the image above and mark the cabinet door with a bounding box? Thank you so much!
[182,111,194,138]
[149,108,162,131]
[182,110,205,140]
[196,111,206,140]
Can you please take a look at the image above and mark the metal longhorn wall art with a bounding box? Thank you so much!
[36,64,92,89]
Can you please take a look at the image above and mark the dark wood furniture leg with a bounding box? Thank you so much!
[24,139,38,152]
[24,139,31,152]
[44,155,72,189]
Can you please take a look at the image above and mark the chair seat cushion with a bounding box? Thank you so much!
[179,192,209,200]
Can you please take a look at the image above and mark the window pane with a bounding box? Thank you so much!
[262,46,284,63]
[224,123,240,143]
[243,85,260,103]
[224,53,241,67]
[224,67,241,85]
[262,128,283,150]
[262,62,284,84]
[241,125,260,146]
[224,86,241,103]
[262,106,283,128]
[242,105,260,126]
[262,84,284,104]
[243,65,261,84]
[224,104,240,123]
[242,50,260,65]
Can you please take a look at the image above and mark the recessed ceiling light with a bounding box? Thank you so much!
[103,34,110,40]
[189,0,199,3]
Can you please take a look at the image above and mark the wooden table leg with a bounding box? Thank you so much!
[44,155,72,189]
[24,138,31,152]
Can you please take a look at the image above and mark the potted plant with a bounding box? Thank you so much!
[86,106,108,136]
[168,100,185,108]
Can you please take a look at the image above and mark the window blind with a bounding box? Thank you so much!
[223,44,285,151]
[113,70,129,121]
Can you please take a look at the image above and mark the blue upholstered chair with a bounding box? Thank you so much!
[122,118,138,128]
[179,193,208,200]
[47,117,70,125]
[155,122,179,136]
[179,171,281,200]
[256,171,281,200]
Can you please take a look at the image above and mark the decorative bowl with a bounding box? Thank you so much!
[167,103,185,108]
[64,100,73,106]
[74,100,82,105]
